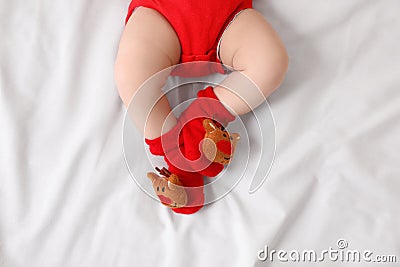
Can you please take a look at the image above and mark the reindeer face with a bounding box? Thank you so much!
[201,119,240,165]
[147,169,188,208]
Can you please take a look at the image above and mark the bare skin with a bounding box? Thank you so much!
[115,7,288,139]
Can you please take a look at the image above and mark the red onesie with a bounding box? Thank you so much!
[125,0,252,75]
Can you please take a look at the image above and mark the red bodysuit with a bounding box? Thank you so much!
[126,0,252,65]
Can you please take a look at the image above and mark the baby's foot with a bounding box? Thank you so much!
[201,119,240,165]
[147,167,188,208]
[145,87,240,177]
[170,87,241,176]
[147,166,205,214]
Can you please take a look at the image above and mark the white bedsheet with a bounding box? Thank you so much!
[1,0,399,266]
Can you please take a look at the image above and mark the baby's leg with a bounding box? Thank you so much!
[216,9,289,115]
[115,7,181,139]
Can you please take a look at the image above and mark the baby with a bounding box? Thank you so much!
[115,0,288,214]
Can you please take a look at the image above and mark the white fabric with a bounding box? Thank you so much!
[1,0,399,266]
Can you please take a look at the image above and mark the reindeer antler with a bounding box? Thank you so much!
[210,117,226,131]
[155,167,171,177]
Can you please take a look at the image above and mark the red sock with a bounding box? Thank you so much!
[168,166,204,214]
[145,86,236,213]
[146,86,235,175]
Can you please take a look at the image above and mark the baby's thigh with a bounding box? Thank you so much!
[115,7,181,104]
[219,9,288,93]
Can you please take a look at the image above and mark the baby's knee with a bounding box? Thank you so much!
[248,48,289,96]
